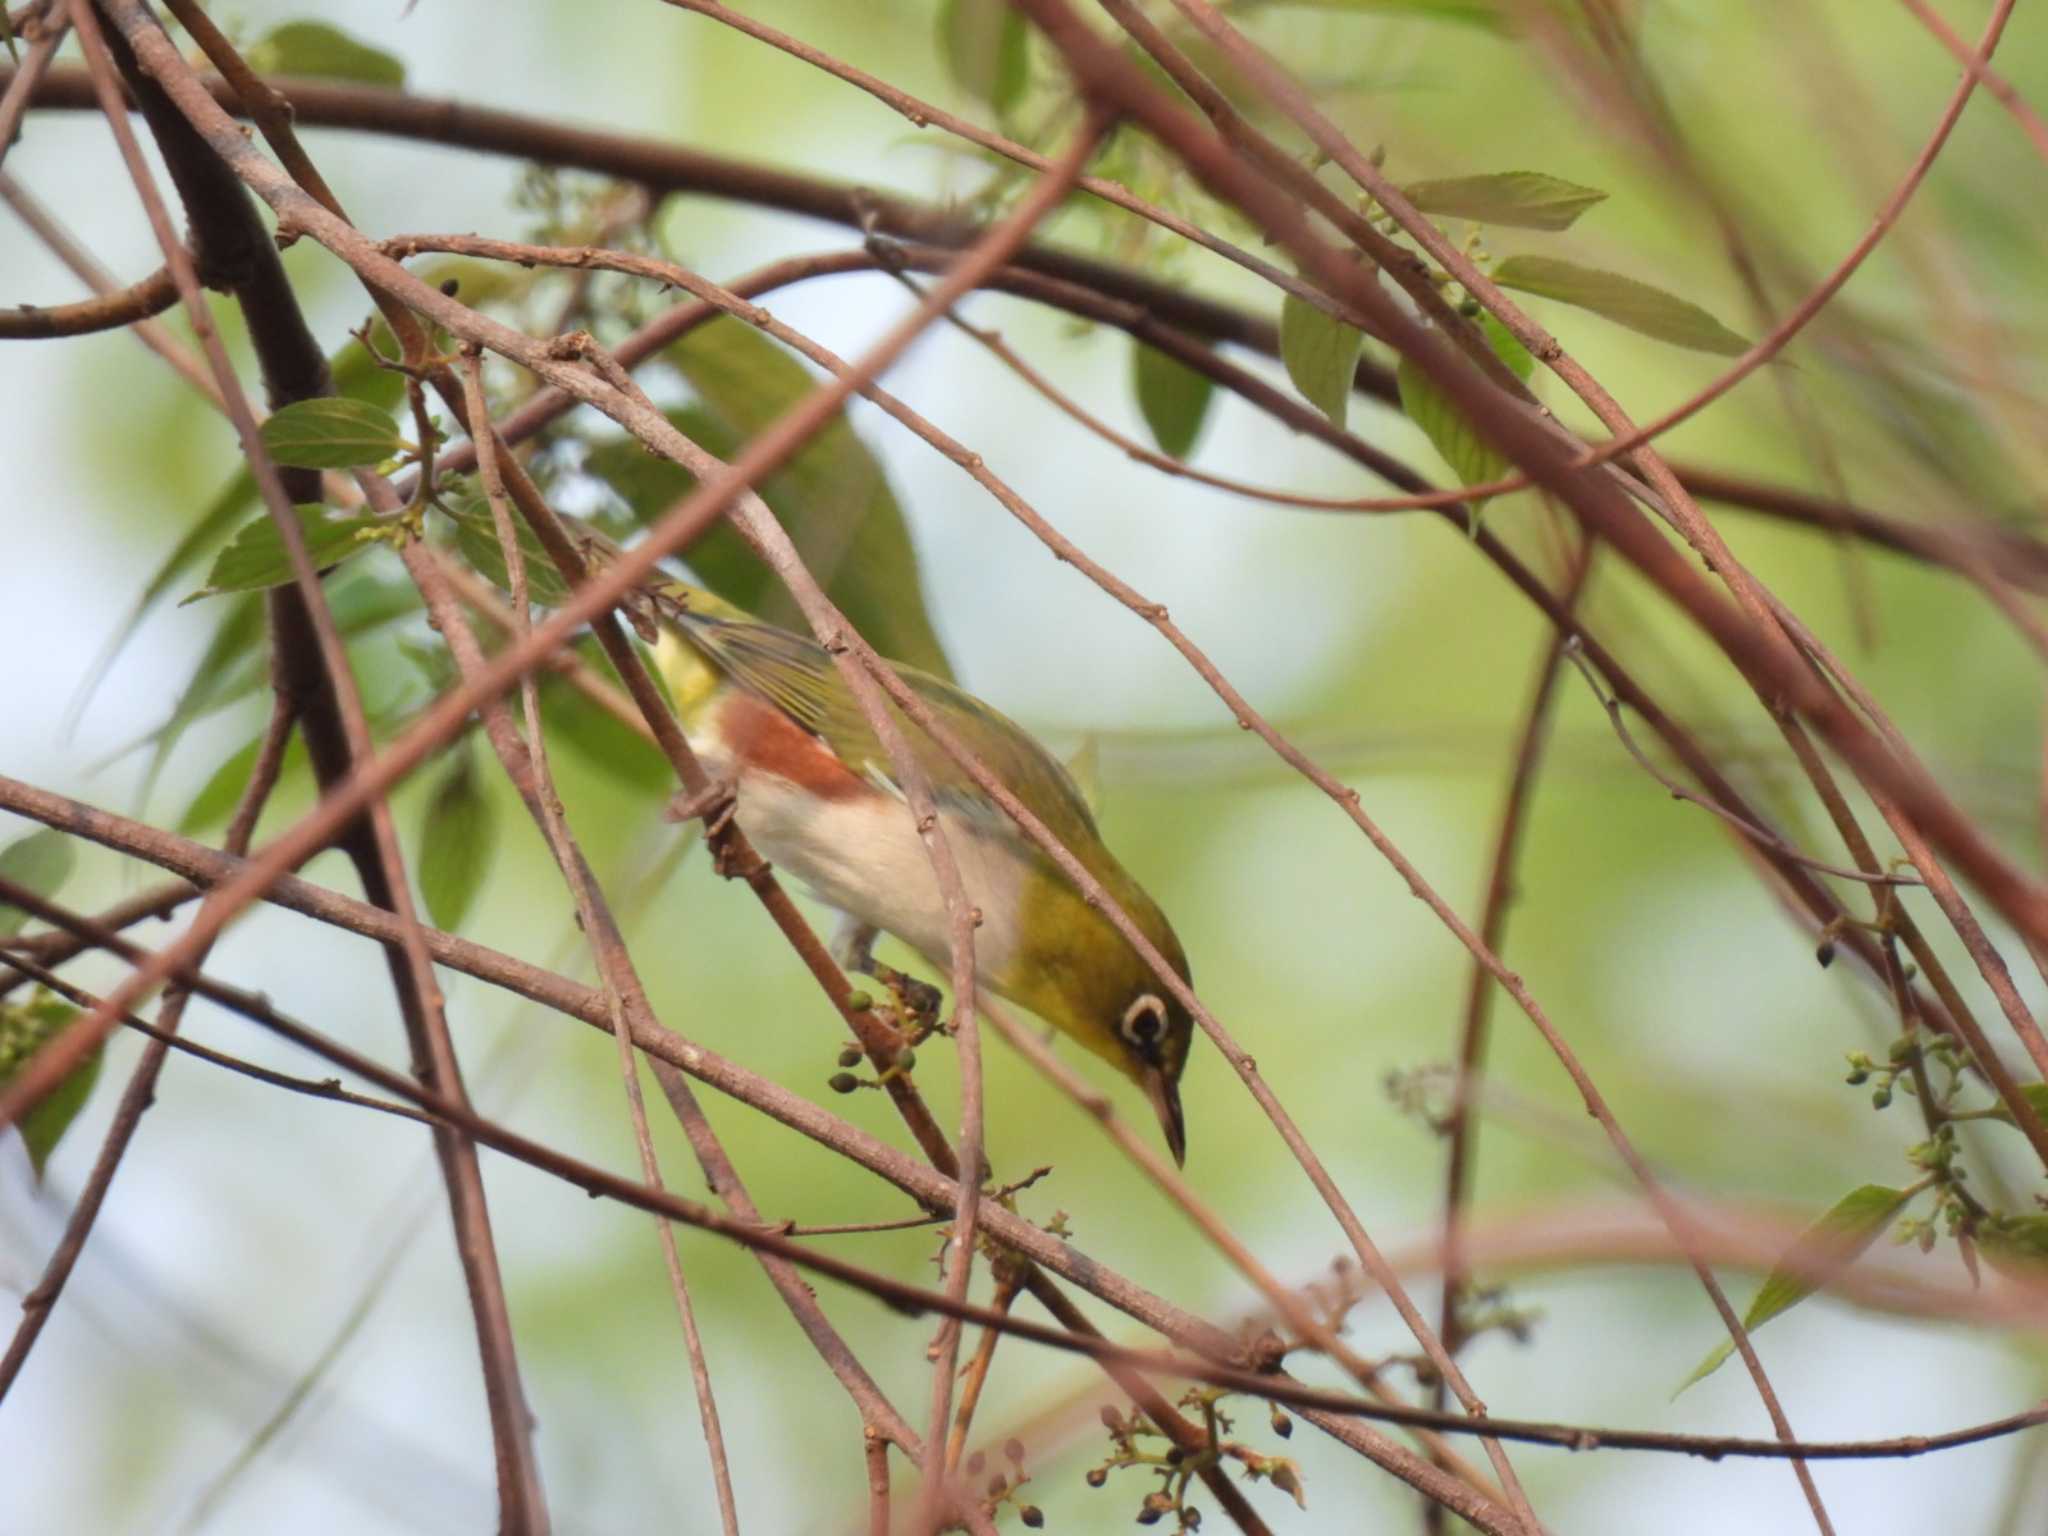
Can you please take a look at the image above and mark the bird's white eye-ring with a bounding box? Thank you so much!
[1120,994,1168,1048]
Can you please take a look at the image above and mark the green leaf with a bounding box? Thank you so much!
[179,731,310,835]
[1991,1081,2048,1129]
[1403,172,1607,231]
[185,505,384,604]
[1979,1214,2048,1280]
[589,315,954,680]
[1131,340,1216,460]
[0,830,75,938]
[258,397,405,470]
[1395,313,1533,501]
[2,994,101,1180]
[1678,1184,1912,1393]
[937,0,1032,112]
[1279,293,1365,430]
[245,20,406,88]
[418,749,495,932]
[1493,256,1749,356]
[938,0,1030,113]
[443,495,576,608]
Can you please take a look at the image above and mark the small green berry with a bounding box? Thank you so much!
[837,1046,863,1069]
[845,989,873,1012]
[829,1072,860,1095]
[895,1047,917,1071]
[1873,1085,1892,1109]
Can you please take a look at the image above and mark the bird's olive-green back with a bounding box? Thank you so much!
[651,581,1105,865]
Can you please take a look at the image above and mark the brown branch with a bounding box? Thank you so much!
[1895,0,2048,164]
[866,1428,891,1536]
[945,1271,1024,1474]
[1152,0,2048,1116]
[11,876,2048,1480]
[1043,0,2048,1069]
[0,261,175,337]
[1024,3,1855,1526]
[0,169,222,403]
[0,878,193,997]
[0,690,292,1403]
[0,0,61,172]
[15,61,2043,588]
[8,952,434,1128]
[450,355,742,1530]
[70,5,545,1519]
[1563,644,1925,887]
[1436,546,1591,1431]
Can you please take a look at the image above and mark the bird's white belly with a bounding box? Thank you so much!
[728,770,1028,981]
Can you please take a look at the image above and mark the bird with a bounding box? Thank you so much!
[649,579,1195,1164]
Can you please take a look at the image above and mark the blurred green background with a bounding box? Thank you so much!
[3,1,2046,1531]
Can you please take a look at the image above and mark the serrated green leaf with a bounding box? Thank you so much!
[258,397,405,470]
[1395,312,1532,502]
[443,495,576,608]
[1493,256,1749,356]
[185,505,383,604]
[3,994,100,1180]
[418,750,495,932]
[0,830,75,938]
[1279,293,1364,430]
[938,0,1030,113]
[1131,340,1215,460]
[245,20,405,88]
[587,316,953,680]
[1679,1184,1911,1393]
[1404,171,1607,231]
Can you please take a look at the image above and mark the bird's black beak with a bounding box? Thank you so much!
[1142,1065,1187,1168]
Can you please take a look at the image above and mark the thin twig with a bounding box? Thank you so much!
[1434,544,1591,1481]
[65,9,546,1520]
[459,351,742,1533]
[9,875,2047,1478]
[0,689,293,1403]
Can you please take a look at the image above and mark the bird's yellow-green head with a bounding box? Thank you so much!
[999,859,1195,1165]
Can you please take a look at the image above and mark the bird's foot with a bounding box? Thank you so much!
[665,776,744,877]
[831,918,881,977]
[872,962,947,1043]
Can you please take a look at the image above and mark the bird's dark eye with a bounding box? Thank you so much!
[1120,995,1167,1047]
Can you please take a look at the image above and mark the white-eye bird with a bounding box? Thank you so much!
[650,580,1195,1163]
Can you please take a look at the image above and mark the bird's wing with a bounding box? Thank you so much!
[651,583,1102,854]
